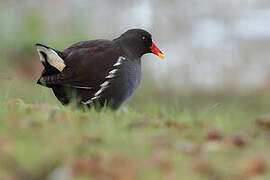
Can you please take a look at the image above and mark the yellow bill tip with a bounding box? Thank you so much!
[157,53,165,59]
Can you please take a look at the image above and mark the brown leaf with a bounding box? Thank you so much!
[129,118,148,128]
[30,121,43,128]
[256,115,270,129]
[205,128,222,141]
[193,159,212,174]
[7,114,20,128]
[165,121,189,130]
[72,155,135,180]
[152,150,171,174]
[227,134,248,147]
[241,157,267,179]
[193,159,221,180]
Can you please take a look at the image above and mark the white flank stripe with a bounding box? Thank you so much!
[109,69,118,74]
[95,81,110,96]
[113,62,122,66]
[106,74,115,79]
[91,96,100,100]
[113,56,126,67]
[72,86,92,89]
[82,99,93,105]
[81,57,125,106]
[100,81,110,87]
[95,89,103,97]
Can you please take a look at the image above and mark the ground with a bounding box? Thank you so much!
[1,75,270,180]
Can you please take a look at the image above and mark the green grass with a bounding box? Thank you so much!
[2,8,270,179]
[1,63,270,179]
[1,83,270,179]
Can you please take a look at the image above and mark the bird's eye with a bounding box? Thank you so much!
[142,36,146,41]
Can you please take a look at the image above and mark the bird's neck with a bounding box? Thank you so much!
[113,38,142,59]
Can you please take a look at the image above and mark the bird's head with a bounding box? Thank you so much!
[117,29,164,59]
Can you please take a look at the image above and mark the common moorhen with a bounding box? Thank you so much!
[36,29,164,109]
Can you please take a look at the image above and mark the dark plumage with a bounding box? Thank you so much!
[36,29,164,109]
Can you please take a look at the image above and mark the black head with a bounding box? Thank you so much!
[115,29,164,58]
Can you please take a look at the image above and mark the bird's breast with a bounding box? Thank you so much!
[107,59,141,108]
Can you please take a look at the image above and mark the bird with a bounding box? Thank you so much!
[36,29,164,110]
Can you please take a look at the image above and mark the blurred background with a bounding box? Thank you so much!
[1,0,270,104]
[2,1,270,179]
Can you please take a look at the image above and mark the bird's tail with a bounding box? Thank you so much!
[35,43,66,86]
